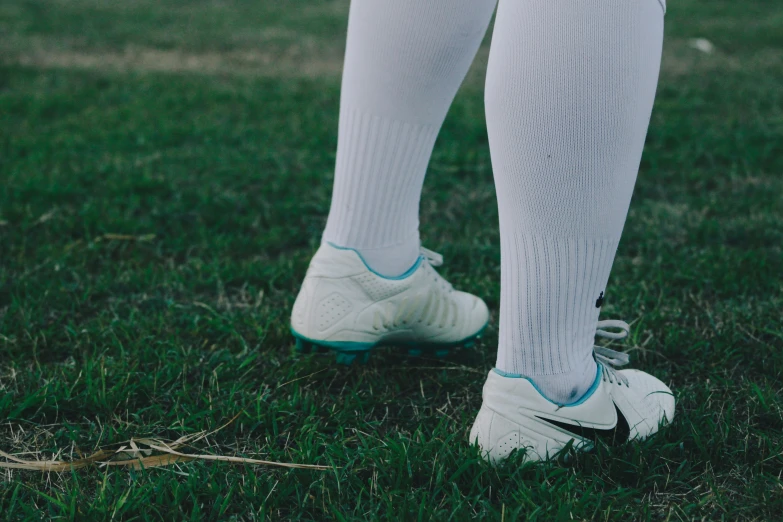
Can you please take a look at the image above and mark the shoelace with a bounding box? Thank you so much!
[420,247,443,267]
[594,319,631,386]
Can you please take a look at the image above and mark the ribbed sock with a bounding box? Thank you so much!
[487,0,666,403]
[322,0,497,277]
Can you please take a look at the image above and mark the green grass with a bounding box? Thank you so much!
[1,0,782,519]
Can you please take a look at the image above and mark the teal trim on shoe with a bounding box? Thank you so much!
[291,320,488,364]
[326,242,422,280]
[290,329,375,353]
[492,364,602,407]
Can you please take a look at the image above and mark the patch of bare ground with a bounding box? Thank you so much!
[2,44,345,78]
[3,35,780,84]
[661,38,783,77]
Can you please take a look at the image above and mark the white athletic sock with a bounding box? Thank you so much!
[322,0,497,277]
[487,0,665,403]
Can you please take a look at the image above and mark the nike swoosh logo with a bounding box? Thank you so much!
[535,403,631,444]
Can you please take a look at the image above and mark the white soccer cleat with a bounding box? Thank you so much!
[291,242,490,364]
[469,321,675,463]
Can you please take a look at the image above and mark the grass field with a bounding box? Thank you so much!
[1,0,782,519]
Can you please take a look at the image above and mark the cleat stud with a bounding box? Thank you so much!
[358,352,370,364]
[435,349,450,359]
[294,338,312,353]
[336,352,358,365]
[463,341,475,349]
[408,348,422,357]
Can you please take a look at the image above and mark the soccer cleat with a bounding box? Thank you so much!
[469,320,675,463]
[290,242,490,364]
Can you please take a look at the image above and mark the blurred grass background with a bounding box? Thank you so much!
[1,0,782,519]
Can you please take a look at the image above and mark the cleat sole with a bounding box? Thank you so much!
[291,322,487,365]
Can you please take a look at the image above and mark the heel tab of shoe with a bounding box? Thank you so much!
[304,242,367,277]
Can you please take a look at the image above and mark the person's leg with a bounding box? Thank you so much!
[486,0,666,404]
[291,0,495,363]
[322,0,497,277]
[470,0,673,464]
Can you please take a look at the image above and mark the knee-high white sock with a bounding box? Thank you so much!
[322,0,497,277]
[487,0,665,403]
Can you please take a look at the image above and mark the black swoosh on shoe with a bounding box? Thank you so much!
[535,403,631,445]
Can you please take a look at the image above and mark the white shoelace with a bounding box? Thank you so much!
[420,246,443,267]
[595,320,631,386]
